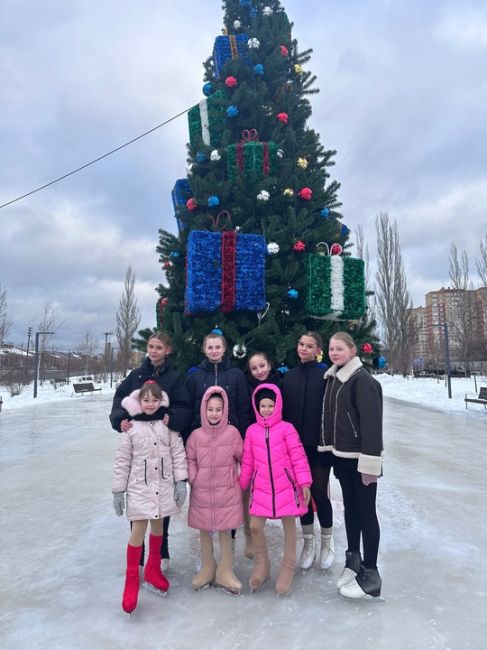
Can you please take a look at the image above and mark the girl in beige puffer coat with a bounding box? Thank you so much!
[112,380,188,614]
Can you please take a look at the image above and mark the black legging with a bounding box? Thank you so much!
[334,461,380,568]
[300,447,333,529]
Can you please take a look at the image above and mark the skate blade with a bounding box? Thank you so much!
[340,592,385,602]
[143,582,168,597]
[213,582,241,596]
[250,575,270,593]
[192,581,213,592]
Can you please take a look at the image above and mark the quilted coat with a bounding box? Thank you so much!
[112,389,188,521]
[186,386,243,531]
[240,384,312,519]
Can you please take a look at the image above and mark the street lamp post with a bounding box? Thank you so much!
[431,323,452,399]
[103,331,113,375]
[33,331,54,398]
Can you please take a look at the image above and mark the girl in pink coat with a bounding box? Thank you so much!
[240,385,312,595]
[186,386,243,594]
[112,381,188,614]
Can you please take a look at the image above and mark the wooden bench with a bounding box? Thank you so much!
[72,382,102,396]
[464,387,487,410]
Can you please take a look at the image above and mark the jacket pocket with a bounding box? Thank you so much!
[284,468,300,507]
[144,460,148,485]
[347,412,358,438]
[161,458,165,479]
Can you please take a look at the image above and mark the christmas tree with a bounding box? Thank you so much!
[156,0,378,370]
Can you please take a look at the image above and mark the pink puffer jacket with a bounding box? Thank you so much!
[112,389,188,521]
[186,386,243,531]
[240,384,311,519]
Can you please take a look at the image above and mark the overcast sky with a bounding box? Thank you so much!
[1,0,486,351]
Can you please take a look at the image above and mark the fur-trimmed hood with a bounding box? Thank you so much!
[121,388,169,417]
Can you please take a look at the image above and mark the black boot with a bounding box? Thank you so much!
[336,550,362,589]
[340,564,382,599]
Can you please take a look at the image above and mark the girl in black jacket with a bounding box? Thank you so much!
[109,331,192,570]
[281,331,334,573]
[245,351,281,419]
[184,332,251,437]
[319,331,383,599]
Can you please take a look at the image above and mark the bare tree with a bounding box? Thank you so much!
[448,243,475,373]
[115,266,141,375]
[0,285,11,345]
[78,330,98,376]
[36,301,66,383]
[374,212,415,374]
[477,234,487,287]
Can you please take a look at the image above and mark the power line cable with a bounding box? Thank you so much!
[0,106,191,210]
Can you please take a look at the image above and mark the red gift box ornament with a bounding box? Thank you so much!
[225,76,238,88]
[298,187,313,200]
[277,112,289,124]
[293,240,306,252]
[187,197,197,211]
[362,342,373,354]
[280,45,288,57]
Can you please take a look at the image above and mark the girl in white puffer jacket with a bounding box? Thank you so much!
[112,380,188,614]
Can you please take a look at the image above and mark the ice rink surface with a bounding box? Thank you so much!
[1,394,486,650]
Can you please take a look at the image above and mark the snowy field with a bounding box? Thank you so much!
[0,374,486,650]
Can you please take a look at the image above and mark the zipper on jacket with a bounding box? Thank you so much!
[284,468,300,507]
[249,470,257,507]
[347,412,358,438]
[265,425,276,518]
[144,460,148,486]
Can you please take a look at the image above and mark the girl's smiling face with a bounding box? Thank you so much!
[146,338,170,366]
[248,354,272,381]
[204,337,225,364]
[140,393,162,416]
[206,396,224,425]
[297,335,321,363]
[328,337,356,367]
[258,398,275,418]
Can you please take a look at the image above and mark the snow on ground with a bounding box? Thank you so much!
[1,372,486,417]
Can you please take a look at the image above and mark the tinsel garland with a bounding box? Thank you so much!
[221,230,237,312]
[213,34,252,77]
[188,90,225,149]
[306,254,365,320]
[185,230,266,314]
[227,131,278,181]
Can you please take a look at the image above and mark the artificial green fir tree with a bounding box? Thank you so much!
[156,0,379,371]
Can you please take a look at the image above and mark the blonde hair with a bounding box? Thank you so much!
[202,332,227,351]
[330,331,356,350]
[148,330,172,350]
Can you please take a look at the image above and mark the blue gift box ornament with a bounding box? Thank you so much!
[213,34,253,78]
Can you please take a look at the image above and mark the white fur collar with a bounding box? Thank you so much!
[324,356,363,383]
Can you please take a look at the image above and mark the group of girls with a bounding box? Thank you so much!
[110,329,383,614]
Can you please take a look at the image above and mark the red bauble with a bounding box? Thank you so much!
[225,76,238,87]
[186,198,197,211]
[330,243,343,256]
[362,343,373,354]
[276,112,289,124]
[280,45,288,57]
[298,187,312,200]
[163,261,173,269]
[293,240,306,252]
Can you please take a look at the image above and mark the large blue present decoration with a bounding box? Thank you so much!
[185,229,266,314]
[171,178,193,231]
[213,34,252,78]
[188,90,226,149]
